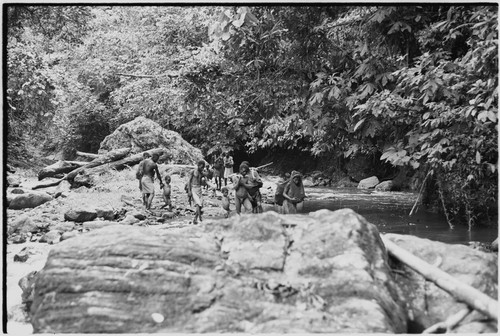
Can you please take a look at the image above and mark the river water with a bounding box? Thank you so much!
[272,187,497,245]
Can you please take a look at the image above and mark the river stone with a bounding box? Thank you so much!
[9,192,53,210]
[61,231,79,241]
[375,180,394,191]
[64,209,98,222]
[82,220,115,230]
[98,116,203,164]
[39,230,62,244]
[30,209,407,333]
[11,188,25,194]
[384,234,498,333]
[8,215,38,235]
[73,172,94,188]
[95,206,116,220]
[7,174,21,187]
[14,247,34,262]
[56,180,72,193]
[357,176,379,189]
[121,214,140,225]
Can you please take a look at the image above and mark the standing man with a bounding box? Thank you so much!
[140,153,163,210]
[223,152,234,186]
[187,160,210,224]
[136,152,151,193]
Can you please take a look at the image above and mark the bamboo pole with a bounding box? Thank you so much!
[381,236,498,321]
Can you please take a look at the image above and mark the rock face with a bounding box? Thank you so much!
[9,192,53,210]
[30,209,407,333]
[384,234,498,333]
[98,116,203,164]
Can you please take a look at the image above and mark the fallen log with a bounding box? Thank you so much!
[75,151,100,160]
[381,236,498,321]
[32,148,163,190]
[423,307,472,333]
[37,160,88,181]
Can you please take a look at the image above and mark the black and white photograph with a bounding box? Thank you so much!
[4,3,498,334]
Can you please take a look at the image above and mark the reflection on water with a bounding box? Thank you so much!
[297,187,497,245]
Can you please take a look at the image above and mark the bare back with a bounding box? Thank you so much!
[142,159,158,179]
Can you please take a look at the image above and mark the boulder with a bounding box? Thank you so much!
[39,230,61,244]
[492,238,498,252]
[30,209,407,333]
[357,176,379,189]
[10,234,28,244]
[120,215,140,225]
[8,215,38,235]
[11,188,25,194]
[384,234,498,333]
[7,174,21,187]
[95,206,116,220]
[98,116,203,164]
[9,191,53,210]
[64,209,98,222]
[72,171,94,188]
[375,180,394,191]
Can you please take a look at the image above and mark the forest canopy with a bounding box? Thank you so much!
[5,5,498,227]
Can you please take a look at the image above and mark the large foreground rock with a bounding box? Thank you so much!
[384,234,498,333]
[30,209,407,333]
[98,116,203,164]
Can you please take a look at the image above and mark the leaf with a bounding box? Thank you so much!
[476,151,481,164]
[354,118,366,132]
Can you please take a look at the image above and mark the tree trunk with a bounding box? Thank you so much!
[37,160,88,181]
[382,236,498,321]
[32,148,163,190]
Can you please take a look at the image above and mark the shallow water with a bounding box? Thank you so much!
[284,187,498,245]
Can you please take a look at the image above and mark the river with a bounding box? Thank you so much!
[269,187,498,245]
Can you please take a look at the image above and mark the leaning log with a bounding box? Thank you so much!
[75,151,100,160]
[85,148,165,174]
[32,148,162,190]
[381,236,498,321]
[37,160,88,181]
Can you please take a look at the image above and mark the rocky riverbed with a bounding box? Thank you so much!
[5,166,498,334]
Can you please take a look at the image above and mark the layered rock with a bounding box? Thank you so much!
[30,209,407,333]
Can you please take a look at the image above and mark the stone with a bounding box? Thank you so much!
[39,230,61,244]
[82,220,115,230]
[56,180,72,193]
[64,209,98,222]
[30,210,408,333]
[10,234,28,244]
[357,176,379,189]
[11,188,25,194]
[7,174,21,187]
[95,206,116,220]
[130,211,147,220]
[61,231,79,241]
[73,172,94,188]
[8,215,38,235]
[375,180,394,191]
[19,271,38,310]
[120,215,140,225]
[98,116,203,164]
[9,192,53,210]
[384,234,498,333]
[50,222,76,233]
[14,247,33,262]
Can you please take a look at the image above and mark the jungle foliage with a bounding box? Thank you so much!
[5,5,498,227]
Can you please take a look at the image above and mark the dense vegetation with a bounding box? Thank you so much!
[6,5,497,228]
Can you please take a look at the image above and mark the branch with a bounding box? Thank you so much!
[382,236,498,321]
[115,72,178,78]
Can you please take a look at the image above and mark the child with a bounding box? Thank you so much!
[221,186,231,218]
[161,175,172,211]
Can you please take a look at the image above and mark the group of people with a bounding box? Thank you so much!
[135,151,306,223]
